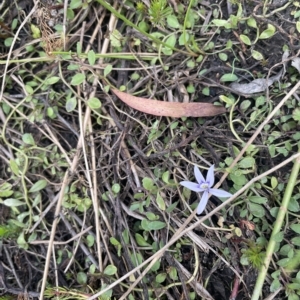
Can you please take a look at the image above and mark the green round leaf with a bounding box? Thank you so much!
[112,183,120,194]
[156,273,167,283]
[220,73,238,82]
[71,73,85,85]
[239,157,255,169]
[168,266,178,280]
[251,50,264,60]
[259,24,276,39]
[87,97,102,109]
[240,34,251,46]
[293,108,300,122]
[66,97,77,112]
[247,17,257,28]
[218,53,228,61]
[77,272,87,284]
[70,0,82,9]
[291,224,300,234]
[22,133,35,145]
[179,32,189,46]
[165,34,176,48]
[45,76,60,85]
[249,202,265,218]
[167,15,180,28]
[142,177,155,191]
[212,19,229,27]
[104,265,117,276]
[148,221,166,230]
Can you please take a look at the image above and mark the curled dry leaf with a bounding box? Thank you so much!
[111,89,226,117]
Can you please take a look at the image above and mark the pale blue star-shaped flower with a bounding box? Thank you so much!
[180,165,232,215]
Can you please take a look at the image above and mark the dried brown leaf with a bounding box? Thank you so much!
[111,89,226,117]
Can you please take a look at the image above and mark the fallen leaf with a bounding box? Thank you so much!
[111,89,226,117]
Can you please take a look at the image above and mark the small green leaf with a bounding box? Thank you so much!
[270,279,281,292]
[122,229,129,244]
[71,73,85,85]
[25,85,34,94]
[212,19,229,27]
[187,84,195,93]
[45,76,60,85]
[291,224,300,234]
[88,50,96,66]
[218,53,228,61]
[86,235,95,247]
[88,97,102,109]
[273,231,284,242]
[22,133,35,145]
[166,201,178,213]
[3,198,25,207]
[292,237,300,246]
[148,221,166,230]
[167,15,180,28]
[4,37,13,47]
[142,177,155,191]
[70,0,82,9]
[104,64,113,77]
[141,219,152,231]
[220,73,238,82]
[248,203,265,217]
[112,183,120,194]
[66,97,77,112]
[77,272,87,284]
[219,95,235,106]
[165,34,176,48]
[29,179,47,193]
[145,212,158,221]
[135,233,151,246]
[202,87,210,96]
[12,19,18,30]
[247,17,257,28]
[150,260,160,272]
[259,24,276,39]
[168,266,178,280]
[156,273,167,283]
[17,232,28,249]
[104,265,117,276]
[156,192,166,210]
[249,196,267,204]
[251,49,264,60]
[9,159,19,175]
[271,177,278,189]
[239,157,255,168]
[179,32,189,45]
[162,171,169,183]
[240,34,251,46]
[293,108,300,122]
[297,21,300,34]
[240,100,251,111]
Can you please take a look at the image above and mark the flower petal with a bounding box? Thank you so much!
[206,164,215,187]
[180,181,203,192]
[194,165,205,184]
[209,188,232,198]
[197,191,209,214]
